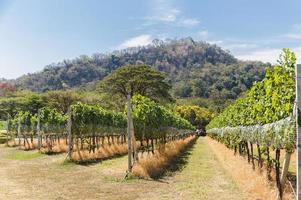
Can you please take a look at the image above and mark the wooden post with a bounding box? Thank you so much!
[6,113,9,146]
[67,106,73,159]
[280,152,292,191]
[296,64,301,200]
[37,110,41,150]
[127,95,133,173]
[17,117,21,148]
[130,108,137,162]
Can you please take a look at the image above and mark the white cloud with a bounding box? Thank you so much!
[178,18,200,27]
[236,48,281,63]
[236,47,301,63]
[160,9,180,22]
[224,43,258,50]
[145,8,180,23]
[145,0,200,27]
[207,40,223,45]
[118,34,153,49]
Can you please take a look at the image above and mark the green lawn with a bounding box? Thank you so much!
[5,150,43,160]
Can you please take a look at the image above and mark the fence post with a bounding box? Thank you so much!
[37,109,41,150]
[297,64,301,200]
[6,113,9,146]
[127,95,133,173]
[67,106,73,160]
[130,105,137,162]
[280,152,292,191]
[17,117,21,148]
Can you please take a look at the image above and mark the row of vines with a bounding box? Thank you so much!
[206,49,296,199]
[6,94,194,163]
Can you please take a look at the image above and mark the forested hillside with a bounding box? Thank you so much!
[8,38,268,100]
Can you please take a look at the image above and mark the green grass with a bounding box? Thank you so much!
[97,155,127,168]
[60,158,76,167]
[5,150,43,160]
[0,121,6,130]
[144,138,250,200]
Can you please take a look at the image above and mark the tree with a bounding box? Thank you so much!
[0,90,44,119]
[42,90,81,114]
[97,65,173,102]
[174,82,193,97]
[175,105,214,128]
[0,83,16,96]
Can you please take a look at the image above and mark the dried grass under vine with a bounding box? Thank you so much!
[132,135,196,178]
[71,143,133,162]
[205,137,295,200]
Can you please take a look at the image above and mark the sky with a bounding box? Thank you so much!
[0,0,301,79]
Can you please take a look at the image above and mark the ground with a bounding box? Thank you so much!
[0,137,273,200]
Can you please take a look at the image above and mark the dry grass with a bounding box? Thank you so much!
[6,139,69,153]
[132,135,196,178]
[6,139,38,150]
[71,143,130,162]
[205,137,295,200]
[6,140,18,147]
[40,140,69,154]
[0,137,255,200]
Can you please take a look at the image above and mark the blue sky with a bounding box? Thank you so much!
[0,0,300,79]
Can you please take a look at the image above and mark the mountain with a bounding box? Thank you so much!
[8,38,269,100]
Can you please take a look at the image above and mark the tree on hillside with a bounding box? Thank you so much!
[0,83,16,96]
[97,65,173,102]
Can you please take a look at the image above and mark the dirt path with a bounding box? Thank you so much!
[0,139,253,200]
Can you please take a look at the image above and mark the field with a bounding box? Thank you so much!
[0,137,269,200]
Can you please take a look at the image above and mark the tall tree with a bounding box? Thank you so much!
[42,90,81,114]
[97,65,173,102]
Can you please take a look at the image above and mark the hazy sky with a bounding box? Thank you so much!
[0,0,300,79]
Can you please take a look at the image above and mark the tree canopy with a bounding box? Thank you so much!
[175,105,214,128]
[97,65,173,102]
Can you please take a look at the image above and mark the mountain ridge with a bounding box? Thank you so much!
[5,38,269,100]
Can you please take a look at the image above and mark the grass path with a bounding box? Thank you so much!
[0,138,253,200]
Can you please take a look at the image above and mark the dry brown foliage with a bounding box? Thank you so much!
[133,135,196,178]
[205,137,295,200]
[71,143,130,162]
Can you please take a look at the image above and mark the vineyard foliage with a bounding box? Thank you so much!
[71,102,127,136]
[8,96,194,139]
[12,111,37,133]
[206,49,296,152]
[130,95,194,140]
[39,107,68,133]
[207,49,295,128]
[207,116,296,152]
